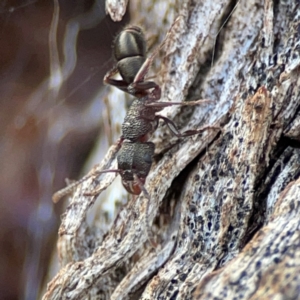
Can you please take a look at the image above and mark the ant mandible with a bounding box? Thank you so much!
[53,22,219,248]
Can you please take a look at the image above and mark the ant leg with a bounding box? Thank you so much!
[133,16,182,83]
[145,98,213,108]
[129,18,184,98]
[103,66,130,94]
[156,115,221,138]
[52,169,121,203]
[52,172,100,203]
[133,174,157,249]
[133,45,163,84]
[128,80,161,101]
[104,64,161,99]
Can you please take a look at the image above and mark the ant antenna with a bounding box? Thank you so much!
[52,169,121,203]
[211,0,241,67]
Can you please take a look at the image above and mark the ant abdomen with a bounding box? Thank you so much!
[114,26,147,83]
[117,57,145,84]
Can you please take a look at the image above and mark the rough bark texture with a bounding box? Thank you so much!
[43,0,300,299]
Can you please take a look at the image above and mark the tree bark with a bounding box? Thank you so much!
[43,0,300,299]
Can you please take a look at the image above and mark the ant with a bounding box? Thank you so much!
[53,23,219,248]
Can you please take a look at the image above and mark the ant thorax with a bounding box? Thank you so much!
[122,99,159,141]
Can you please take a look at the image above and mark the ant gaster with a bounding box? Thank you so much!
[53,23,219,248]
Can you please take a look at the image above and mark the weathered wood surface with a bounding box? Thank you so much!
[43,0,300,299]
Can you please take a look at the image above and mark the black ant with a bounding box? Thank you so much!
[53,23,219,248]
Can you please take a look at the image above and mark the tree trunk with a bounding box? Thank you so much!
[43,0,300,299]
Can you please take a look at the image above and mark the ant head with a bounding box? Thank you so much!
[121,174,145,195]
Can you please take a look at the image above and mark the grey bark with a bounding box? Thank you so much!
[43,0,300,299]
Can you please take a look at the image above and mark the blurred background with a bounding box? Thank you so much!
[0,0,129,299]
